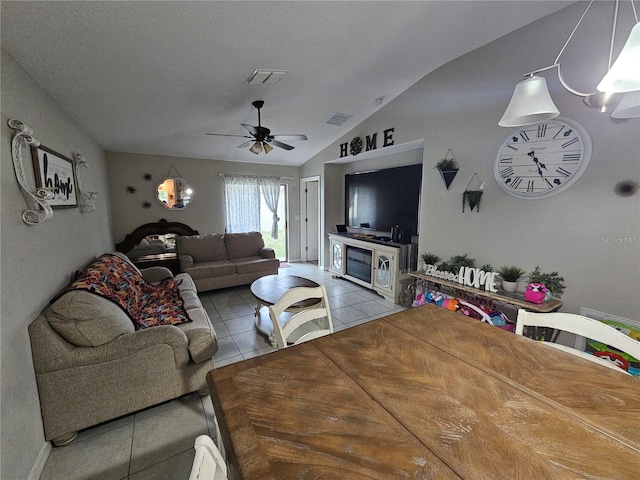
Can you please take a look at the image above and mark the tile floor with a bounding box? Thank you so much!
[39,262,405,480]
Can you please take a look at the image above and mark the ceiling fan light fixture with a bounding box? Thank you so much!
[249,141,263,154]
[263,142,274,154]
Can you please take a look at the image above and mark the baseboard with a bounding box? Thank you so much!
[28,441,51,480]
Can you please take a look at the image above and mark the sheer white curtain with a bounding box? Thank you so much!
[260,177,281,239]
[223,175,260,233]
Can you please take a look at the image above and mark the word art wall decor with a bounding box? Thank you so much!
[425,264,499,292]
[340,128,395,158]
[30,144,78,208]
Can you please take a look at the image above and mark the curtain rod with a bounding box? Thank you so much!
[218,173,295,180]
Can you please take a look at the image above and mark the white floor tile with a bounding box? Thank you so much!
[129,397,207,474]
[40,423,133,480]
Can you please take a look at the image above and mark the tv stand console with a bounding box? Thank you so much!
[328,233,410,304]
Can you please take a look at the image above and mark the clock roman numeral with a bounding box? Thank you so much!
[519,131,530,142]
[553,126,565,139]
[563,153,580,161]
[511,177,523,189]
[557,167,572,177]
[527,180,534,192]
[561,137,578,148]
[537,124,547,137]
[500,166,514,179]
[500,157,513,164]
[545,178,553,189]
[506,145,518,151]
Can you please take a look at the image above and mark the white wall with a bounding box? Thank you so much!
[105,152,302,259]
[1,49,113,479]
[302,3,640,319]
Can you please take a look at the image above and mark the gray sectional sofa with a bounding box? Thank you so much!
[28,252,217,446]
[177,232,280,292]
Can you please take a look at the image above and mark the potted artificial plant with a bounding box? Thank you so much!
[528,266,566,299]
[436,150,459,190]
[497,265,525,292]
[438,253,476,274]
[420,253,441,271]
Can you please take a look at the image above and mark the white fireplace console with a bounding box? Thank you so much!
[328,233,410,304]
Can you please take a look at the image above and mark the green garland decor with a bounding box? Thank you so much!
[350,137,363,156]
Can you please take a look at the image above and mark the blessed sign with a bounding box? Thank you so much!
[425,264,498,293]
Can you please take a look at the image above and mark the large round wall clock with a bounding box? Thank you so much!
[494,117,592,199]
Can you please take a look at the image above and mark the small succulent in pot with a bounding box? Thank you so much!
[436,158,458,171]
[421,253,441,266]
[497,265,525,282]
[497,265,525,292]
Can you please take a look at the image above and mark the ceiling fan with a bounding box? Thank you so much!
[207,100,307,154]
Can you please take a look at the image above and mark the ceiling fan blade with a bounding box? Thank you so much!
[206,133,253,139]
[269,134,308,141]
[237,140,254,148]
[267,139,295,151]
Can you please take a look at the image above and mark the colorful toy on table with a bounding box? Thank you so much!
[524,283,550,304]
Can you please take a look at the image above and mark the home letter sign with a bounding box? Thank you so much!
[425,264,498,292]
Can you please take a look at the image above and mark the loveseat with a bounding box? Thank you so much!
[177,232,280,292]
[28,252,217,446]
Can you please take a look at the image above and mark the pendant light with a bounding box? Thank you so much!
[498,75,559,127]
[597,22,640,92]
[499,0,640,127]
[612,90,640,118]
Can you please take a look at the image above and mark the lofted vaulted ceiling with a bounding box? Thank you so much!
[1,1,573,166]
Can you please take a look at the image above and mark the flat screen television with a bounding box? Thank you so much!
[345,164,422,240]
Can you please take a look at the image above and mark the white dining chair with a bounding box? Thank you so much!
[188,434,227,480]
[268,285,334,349]
[515,309,639,374]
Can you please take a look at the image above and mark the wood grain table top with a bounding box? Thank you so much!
[207,304,640,480]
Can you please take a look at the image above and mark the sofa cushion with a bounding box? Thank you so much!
[232,256,280,274]
[184,260,236,279]
[177,234,227,262]
[224,232,265,259]
[47,291,135,347]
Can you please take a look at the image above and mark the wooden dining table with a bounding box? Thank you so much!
[207,303,640,480]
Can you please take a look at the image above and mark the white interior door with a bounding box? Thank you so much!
[306,181,319,262]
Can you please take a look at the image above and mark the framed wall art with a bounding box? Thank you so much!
[30,144,78,208]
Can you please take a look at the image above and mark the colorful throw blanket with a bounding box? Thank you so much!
[69,254,191,330]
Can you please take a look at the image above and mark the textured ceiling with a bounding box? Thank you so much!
[1,1,573,166]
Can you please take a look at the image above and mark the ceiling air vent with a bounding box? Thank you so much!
[245,69,288,85]
[326,113,353,126]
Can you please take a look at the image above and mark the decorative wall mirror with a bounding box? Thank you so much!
[156,165,192,210]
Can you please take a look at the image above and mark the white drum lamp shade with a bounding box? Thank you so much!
[499,76,560,127]
[597,22,640,93]
[612,90,640,118]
